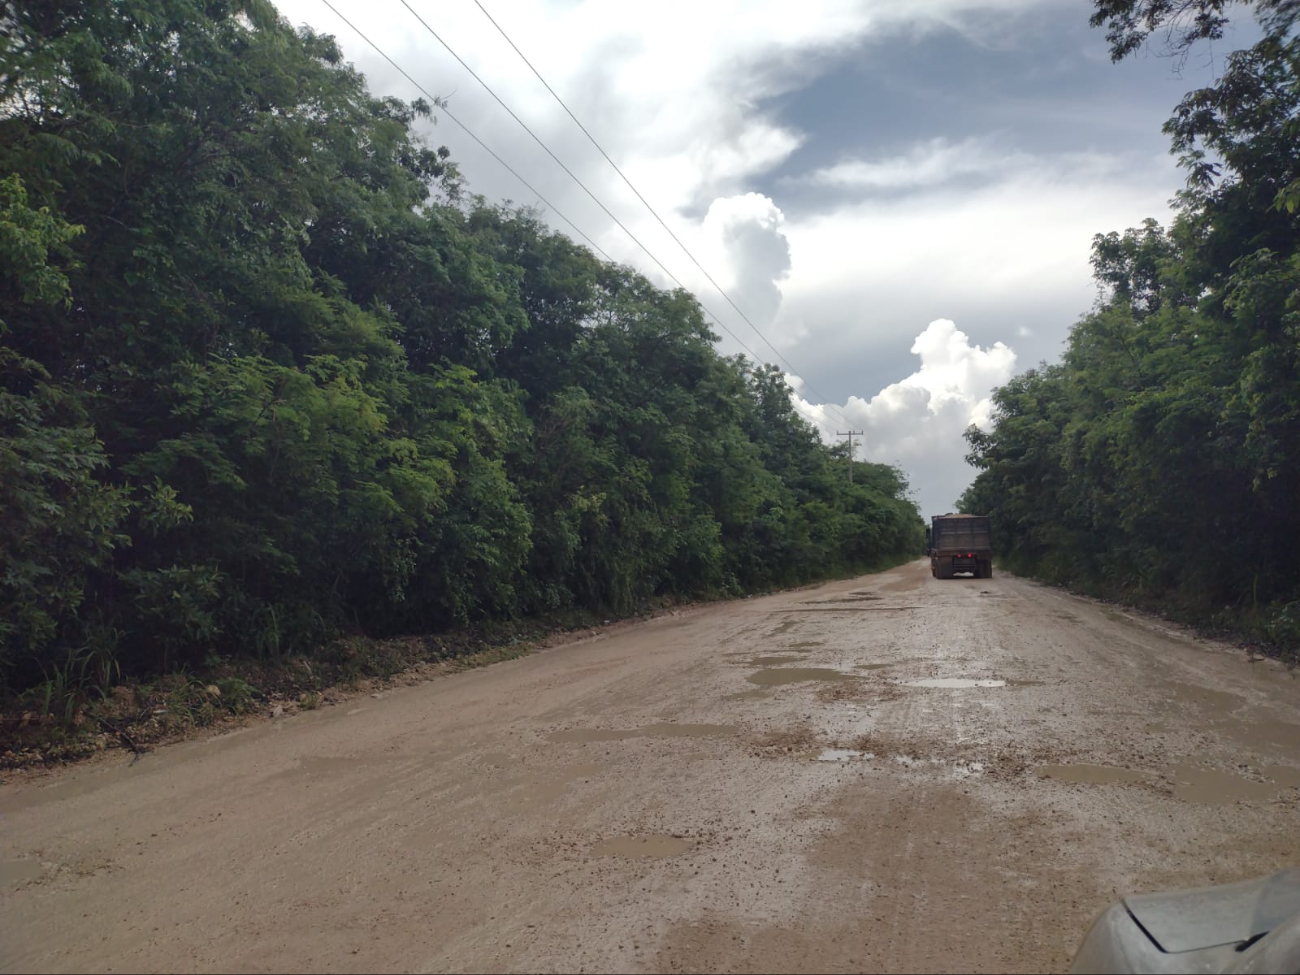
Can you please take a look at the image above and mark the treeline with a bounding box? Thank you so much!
[961,1,1299,649]
[0,1,922,697]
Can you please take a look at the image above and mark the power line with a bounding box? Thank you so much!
[467,0,849,420]
[393,0,818,388]
[318,0,851,429]
[317,0,613,262]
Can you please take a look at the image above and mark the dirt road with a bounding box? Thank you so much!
[3,561,1299,974]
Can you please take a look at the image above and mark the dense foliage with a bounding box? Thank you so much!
[963,2,1300,648]
[0,0,922,698]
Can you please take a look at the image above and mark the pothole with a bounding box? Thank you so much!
[548,723,737,743]
[805,594,882,604]
[592,835,692,859]
[726,688,772,701]
[747,668,852,686]
[1266,765,1300,787]
[0,859,46,888]
[1171,764,1284,805]
[548,729,640,743]
[897,678,1006,689]
[641,723,738,739]
[816,748,872,762]
[1038,764,1153,785]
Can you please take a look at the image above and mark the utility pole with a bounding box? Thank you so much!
[836,430,864,484]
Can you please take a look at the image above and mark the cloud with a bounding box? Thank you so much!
[701,193,791,329]
[272,0,1055,259]
[800,136,1033,192]
[791,319,1017,515]
[770,147,1172,392]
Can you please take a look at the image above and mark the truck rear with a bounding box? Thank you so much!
[930,514,993,579]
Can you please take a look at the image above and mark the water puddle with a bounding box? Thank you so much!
[747,655,807,667]
[521,779,571,804]
[1171,764,1282,805]
[1265,765,1300,787]
[856,662,895,671]
[899,678,1006,689]
[817,749,872,762]
[787,641,824,650]
[806,594,882,604]
[1162,682,1243,718]
[747,668,851,687]
[1038,764,1153,785]
[0,859,45,888]
[1005,678,1044,687]
[549,723,737,743]
[641,723,738,738]
[593,835,692,859]
[777,607,919,613]
[294,755,378,774]
[548,729,640,743]
[725,688,772,701]
[1222,718,1300,753]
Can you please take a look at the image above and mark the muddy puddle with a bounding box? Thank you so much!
[817,749,872,762]
[548,723,738,743]
[776,607,919,613]
[1266,765,1300,787]
[1038,764,1153,785]
[593,835,692,859]
[1221,717,1300,754]
[786,641,824,650]
[0,858,45,888]
[1161,682,1243,717]
[747,668,852,687]
[548,729,641,743]
[291,754,391,775]
[804,594,882,604]
[725,688,772,701]
[1171,764,1286,805]
[898,678,1006,689]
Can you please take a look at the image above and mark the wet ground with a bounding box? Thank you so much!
[2,561,1298,973]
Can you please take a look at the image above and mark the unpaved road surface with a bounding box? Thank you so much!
[3,561,1299,974]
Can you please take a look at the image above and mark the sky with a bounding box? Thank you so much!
[271,0,1256,516]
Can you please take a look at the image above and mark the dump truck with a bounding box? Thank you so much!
[930,513,992,579]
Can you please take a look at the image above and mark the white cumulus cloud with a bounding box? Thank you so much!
[701,193,791,329]
[791,319,1016,515]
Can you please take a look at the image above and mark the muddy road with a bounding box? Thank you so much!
[3,561,1299,974]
